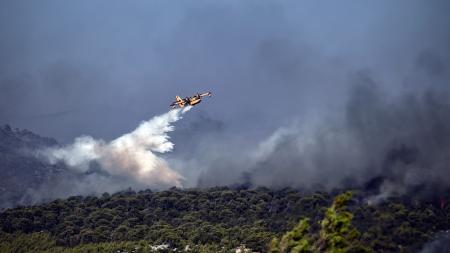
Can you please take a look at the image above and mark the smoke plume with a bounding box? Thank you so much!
[1,1,449,206]
[420,231,450,253]
[244,77,450,200]
[188,70,450,202]
[41,106,191,189]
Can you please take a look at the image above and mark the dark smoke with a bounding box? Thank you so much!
[193,71,450,200]
[1,1,450,205]
[250,75,450,199]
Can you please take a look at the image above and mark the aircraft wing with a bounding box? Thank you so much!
[199,91,212,97]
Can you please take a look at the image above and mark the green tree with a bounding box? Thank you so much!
[279,218,312,253]
[318,191,371,253]
[270,192,373,253]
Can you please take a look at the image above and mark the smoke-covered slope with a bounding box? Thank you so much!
[0,125,63,208]
[0,107,192,208]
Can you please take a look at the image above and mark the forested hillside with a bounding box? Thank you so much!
[1,187,449,252]
[0,125,62,208]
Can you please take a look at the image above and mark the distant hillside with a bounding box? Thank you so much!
[1,125,449,252]
[0,125,63,208]
[1,187,449,252]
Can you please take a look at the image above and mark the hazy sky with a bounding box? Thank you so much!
[2,1,450,205]
[1,0,449,142]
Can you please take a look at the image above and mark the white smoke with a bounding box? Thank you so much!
[42,106,192,188]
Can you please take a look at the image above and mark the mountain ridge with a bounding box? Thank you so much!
[0,124,63,209]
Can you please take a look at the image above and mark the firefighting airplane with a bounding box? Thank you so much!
[170,91,212,109]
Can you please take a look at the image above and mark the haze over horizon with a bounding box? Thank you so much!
[1,0,450,200]
[2,2,450,252]
[1,1,449,141]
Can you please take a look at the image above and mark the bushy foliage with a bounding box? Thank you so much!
[279,218,312,253]
[0,231,57,253]
[1,187,328,252]
[269,191,448,253]
[0,188,449,252]
[318,192,367,253]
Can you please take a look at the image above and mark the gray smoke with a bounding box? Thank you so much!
[1,1,450,203]
[253,80,450,192]
[191,71,450,200]
[420,231,450,253]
